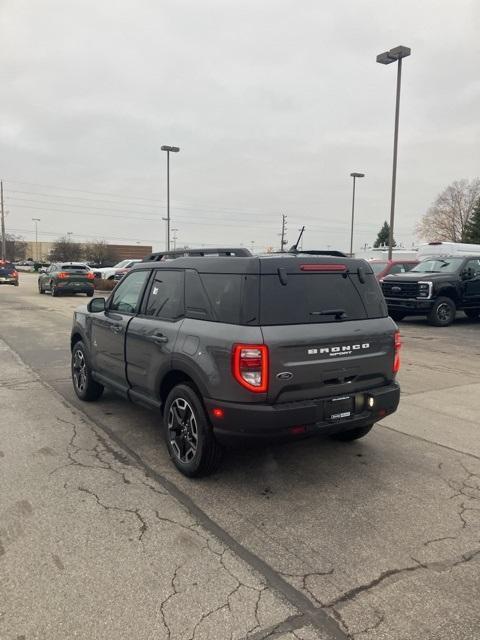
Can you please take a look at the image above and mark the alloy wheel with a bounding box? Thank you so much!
[167,398,198,464]
[437,303,452,323]
[72,349,87,393]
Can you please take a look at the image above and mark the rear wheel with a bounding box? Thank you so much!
[87,290,94,297]
[464,309,480,320]
[389,311,406,322]
[51,283,60,297]
[71,341,104,401]
[331,424,373,442]
[38,281,45,294]
[427,297,456,327]
[164,384,223,477]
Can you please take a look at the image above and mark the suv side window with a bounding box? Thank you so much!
[144,270,184,319]
[109,270,150,314]
[390,264,405,274]
[403,263,416,272]
[465,259,480,277]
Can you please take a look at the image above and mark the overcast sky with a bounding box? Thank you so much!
[1,0,479,253]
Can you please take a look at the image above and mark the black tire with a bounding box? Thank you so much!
[331,424,374,442]
[86,290,94,297]
[71,341,104,401]
[427,297,456,327]
[464,309,480,320]
[389,311,406,322]
[51,284,60,297]
[164,384,223,477]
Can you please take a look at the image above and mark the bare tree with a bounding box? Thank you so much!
[83,240,115,266]
[49,236,83,262]
[417,178,480,242]
[5,234,27,262]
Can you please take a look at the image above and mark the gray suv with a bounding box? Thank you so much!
[70,249,401,476]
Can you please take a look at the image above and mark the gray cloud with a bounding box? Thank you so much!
[1,0,479,251]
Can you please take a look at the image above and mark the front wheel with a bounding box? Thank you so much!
[331,424,374,442]
[71,341,104,401]
[427,297,456,327]
[164,384,223,477]
[464,309,480,320]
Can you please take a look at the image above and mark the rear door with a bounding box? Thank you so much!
[126,269,184,403]
[259,262,395,404]
[90,269,150,394]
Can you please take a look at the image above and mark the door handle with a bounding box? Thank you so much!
[110,324,123,334]
[149,333,168,344]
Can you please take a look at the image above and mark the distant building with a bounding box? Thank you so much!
[25,241,152,263]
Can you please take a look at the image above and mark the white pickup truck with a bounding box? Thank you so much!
[93,259,141,280]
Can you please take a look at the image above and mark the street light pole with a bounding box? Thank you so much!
[377,45,411,260]
[32,218,41,261]
[349,172,365,256]
[161,145,180,251]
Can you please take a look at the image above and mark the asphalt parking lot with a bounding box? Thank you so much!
[1,273,480,640]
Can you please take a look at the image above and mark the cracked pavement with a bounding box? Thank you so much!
[1,275,480,639]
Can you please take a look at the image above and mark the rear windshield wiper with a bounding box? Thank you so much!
[310,308,346,320]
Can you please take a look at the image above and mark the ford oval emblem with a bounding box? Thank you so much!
[392,286,401,293]
[277,371,293,380]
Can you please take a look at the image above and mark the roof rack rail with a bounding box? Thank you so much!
[284,249,347,258]
[142,247,252,262]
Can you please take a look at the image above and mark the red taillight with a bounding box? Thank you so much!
[12,270,18,277]
[232,344,268,393]
[300,264,347,272]
[86,272,95,280]
[393,331,401,373]
[57,272,69,279]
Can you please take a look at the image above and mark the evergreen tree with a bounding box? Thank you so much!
[464,198,480,243]
[374,221,396,248]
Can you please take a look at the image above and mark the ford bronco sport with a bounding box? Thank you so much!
[70,248,401,476]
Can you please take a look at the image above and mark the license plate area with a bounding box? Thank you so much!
[324,395,354,421]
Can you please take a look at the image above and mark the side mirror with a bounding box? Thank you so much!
[87,297,106,313]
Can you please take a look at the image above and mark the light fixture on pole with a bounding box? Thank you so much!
[32,218,41,261]
[377,45,411,260]
[161,145,180,251]
[349,173,365,257]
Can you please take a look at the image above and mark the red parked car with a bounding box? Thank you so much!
[368,259,419,281]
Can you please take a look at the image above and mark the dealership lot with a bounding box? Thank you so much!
[1,273,480,639]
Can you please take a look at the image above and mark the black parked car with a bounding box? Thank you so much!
[0,261,19,286]
[382,255,480,326]
[70,249,401,477]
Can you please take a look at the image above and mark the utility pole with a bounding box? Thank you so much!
[1,181,6,261]
[172,228,178,251]
[32,218,41,261]
[279,214,288,252]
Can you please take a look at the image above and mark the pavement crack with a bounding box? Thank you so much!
[77,486,148,543]
[352,609,385,639]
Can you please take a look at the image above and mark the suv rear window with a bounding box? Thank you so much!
[61,264,89,271]
[259,273,386,325]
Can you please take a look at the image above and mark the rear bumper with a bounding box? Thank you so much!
[0,278,18,284]
[385,297,434,314]
[57,282,94,293]
[205,382,400,443]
